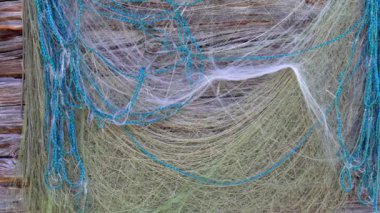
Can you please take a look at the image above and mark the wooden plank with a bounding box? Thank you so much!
[0,140,23,212]
[0,186,24,213]
[0,158,20,179]
[0,78,22,106]
[0,58,22,78]
[0,156,23,187]
[0,36,22,59]
[0,1,22,32]
[0,106,22,134]
[0,36,22,64]
[0,35,22,77]
[0,5,23,76]
[0,134,20,158]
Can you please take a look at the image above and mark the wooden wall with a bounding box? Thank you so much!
[0,0,23,212]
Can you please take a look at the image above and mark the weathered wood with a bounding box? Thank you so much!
[0,36,22,59]
[0,106,22,134]
[0,78,22,106]
[0,134,20,157]
[0,1,22,32]
[0,186,24,213]
[0,2,23,77]
[0,35,22,77]
[0,59,22,77]
[0,158,20,179]
[0,3,23,213]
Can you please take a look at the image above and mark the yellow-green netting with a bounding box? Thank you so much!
[22,0,373,212]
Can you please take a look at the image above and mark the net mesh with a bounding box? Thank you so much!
[22,0,370,212]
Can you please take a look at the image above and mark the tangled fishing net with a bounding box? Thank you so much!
[20,0,379,212]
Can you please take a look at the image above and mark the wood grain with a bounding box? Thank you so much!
[0,59,22,78]
[0,1,24,212]
[0,186,24,213]
[0,32,22,76]
[0,1,22,32]
[0,158,20,179]
[0,78,22,106]
[0,106,22,134]
[0,134,20,157]
[0,35,22,77]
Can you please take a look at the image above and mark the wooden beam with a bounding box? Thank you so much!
[0,1,22,32]
[0,186,24,213]
[0,35,22,57]
[0,157,23,188]
[0,134,20,158]
[0,158,20,179]
[0,4,22,76]
[0,106,22,134]
[0,78,22,106]
[0,59,22,78]
[0,35,22,78]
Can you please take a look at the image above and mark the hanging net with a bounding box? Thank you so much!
[21,0,379,212]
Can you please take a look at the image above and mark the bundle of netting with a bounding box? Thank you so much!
[22,0,377,212]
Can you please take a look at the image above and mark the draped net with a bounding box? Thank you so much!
[22,0,375,212]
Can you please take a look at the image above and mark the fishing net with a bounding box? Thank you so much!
[21,0,377,212]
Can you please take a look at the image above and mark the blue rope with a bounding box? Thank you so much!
[334,1,380,212]
[34,0,378,211]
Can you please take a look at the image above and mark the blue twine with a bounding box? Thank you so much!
[35,0,378,212]
[334,1,380,212]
